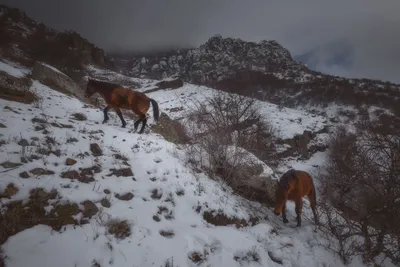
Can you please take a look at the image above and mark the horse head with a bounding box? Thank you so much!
[273,172,297,216]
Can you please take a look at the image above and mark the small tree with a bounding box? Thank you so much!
[184,90,278,187]
[318,121,400,265]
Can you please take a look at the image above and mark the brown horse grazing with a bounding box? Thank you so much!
[273,169,318,227]
[84,78,159,134]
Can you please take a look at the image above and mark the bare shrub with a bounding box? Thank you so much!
[106,219,131,239]
[318,122,400,265]
[184,91,279,190]
[150,112,190,144]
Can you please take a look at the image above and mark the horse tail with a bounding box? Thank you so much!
[149,98,159,121]
[308,173,317,204]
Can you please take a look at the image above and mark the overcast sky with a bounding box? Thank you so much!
[1,0,400,83]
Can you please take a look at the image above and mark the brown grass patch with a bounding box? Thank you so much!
[151,189,162,200]
[189,251,207,264]
[0,88,37,104]
[151,112,190,144]
[202,210,259,228]
[106,219,131,239]
[159,229,174,238]
[0,188,87,245]
[0,183,19,199]
[107,168,133,177]
[70,112,87,121]
[0,74,37,104]
[175,189,185,196]
[50,122,73,129]
[115,192,134,201]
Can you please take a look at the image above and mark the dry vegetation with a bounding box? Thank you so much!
[317,120,400,265]
[106,219,131,239]
[202,210,259,228]
[214,70,400,117]
[0,188,84,246]
[184,91,279,203]
[150,112,190,144]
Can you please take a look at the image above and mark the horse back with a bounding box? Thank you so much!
[296,171,314,196]
[111,87,150,112]
[290,170,314,199]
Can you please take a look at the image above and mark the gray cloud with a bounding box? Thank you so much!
[1,0,400,82]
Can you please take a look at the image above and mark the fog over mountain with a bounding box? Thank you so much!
[1,0,400,82]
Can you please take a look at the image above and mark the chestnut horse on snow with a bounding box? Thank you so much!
[273,169,318,227]
[84,78,159,134]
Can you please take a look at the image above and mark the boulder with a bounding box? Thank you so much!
[31,61,84,99]
[279,130,315,160]
[0,69,35,103]
[90,143,103,156]
[212,146,278,206]
[155,78,184,89]
[151,112,190,144]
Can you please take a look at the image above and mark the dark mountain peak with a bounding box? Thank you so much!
[200,35,293,61]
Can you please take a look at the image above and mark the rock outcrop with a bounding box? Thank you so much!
[32,62,83,99]
[155,77,184,89]
[0,5,115,78]
[0,65,35,103]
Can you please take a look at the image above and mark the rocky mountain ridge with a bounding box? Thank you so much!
[116,35,306,83]
[115,35,400,119]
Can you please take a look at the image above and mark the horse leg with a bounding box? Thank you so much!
[114,107,126,128]
[138,115,147,134]
[295,199,303,227]
[103,106,110,124]
[137,103,150,134]
[282,203,289,224]
[133,118,142,132]
[308,193,318,225]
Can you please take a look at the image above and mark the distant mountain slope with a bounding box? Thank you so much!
[115,35,400,120]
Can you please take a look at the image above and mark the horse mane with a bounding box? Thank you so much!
[88,78,122,91]
[279,169,297,187]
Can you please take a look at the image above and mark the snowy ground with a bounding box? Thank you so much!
[0,61,395,267]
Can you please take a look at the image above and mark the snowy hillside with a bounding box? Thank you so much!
[115,35,400,123]
[0,60,397,267]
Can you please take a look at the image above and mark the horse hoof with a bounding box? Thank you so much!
[296,223,301,227]
[283,219,289,224]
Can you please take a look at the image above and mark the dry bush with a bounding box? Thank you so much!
[317,122,400,265]
[150,112,190,144]
[184,91,279,197]
[0,188,84,246]
[106,219,131,239]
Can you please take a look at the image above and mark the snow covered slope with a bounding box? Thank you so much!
[87,65,328,141]
[0,61,395,267]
